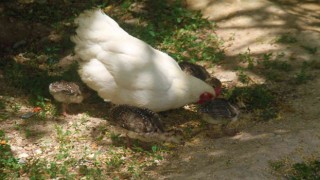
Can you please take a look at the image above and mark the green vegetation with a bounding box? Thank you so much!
[292,62,312,85]
[239,48,255,70]
[301,45,317,55]
[270,159,320,180]
[236,49,313,85]
[261,53,292,71]
[0,100,9,121]
[288,160,320,179]
[276,33,298,44]
[117,1,224,63]
[237,68,250,84]
[0,124,171,179]
[227,85,278,121]
[0,130,22,179]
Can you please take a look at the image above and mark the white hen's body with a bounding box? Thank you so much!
[72,9,214,112]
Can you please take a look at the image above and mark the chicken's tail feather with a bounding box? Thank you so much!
[71,9,128,44]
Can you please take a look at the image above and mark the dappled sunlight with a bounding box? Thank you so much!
[231,131,273,141]
[207,150,226,157]
[1,0,320,179]
[154,116,320,178]
[185,0,320,73]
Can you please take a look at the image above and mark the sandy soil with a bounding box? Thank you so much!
[147,0,320,179]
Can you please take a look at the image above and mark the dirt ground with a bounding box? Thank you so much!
[148,0,320,179]
[0,0,320,179]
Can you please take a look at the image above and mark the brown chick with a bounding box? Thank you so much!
[109,105,183,145]
[49,81,83,116]
[179,61,222,93]
[198,98,239,137]
[199,98,239,124]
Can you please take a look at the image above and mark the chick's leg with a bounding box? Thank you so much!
[61,103,68,116]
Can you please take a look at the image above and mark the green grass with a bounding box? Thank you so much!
[226,85,278,121]
[292,62,312,85]
[261,57,292,72]
[270,159,320,180]
[0,123,171,179]
[288,160,320,180]
[239,48,255,70]
[0,130,22,179]
[0,100,9,121]
[236,51,313,84]
[117,0,224,63]
[301,45,317,54]
[237,68,250,84]
[276,33,298,44]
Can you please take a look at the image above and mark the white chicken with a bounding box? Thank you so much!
[71,9,220,112]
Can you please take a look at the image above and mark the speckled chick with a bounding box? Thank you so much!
[109,105,182,144]
[49,81,83,116]
[198,98,239,125]
[178,62,211,80]
[179,62,222,89]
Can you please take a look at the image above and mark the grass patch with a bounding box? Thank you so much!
[261,57,292,72]
[239,48,255,70]
[301,45,317,54]
[0,130,22,179]
[116,0,224,63]
[288,160,320,179]
[270,159,320,180]
[292,62,313,85]
[226,85,278,121]
[0,126,173,179]
[0,100,10,121]
[276,33,298,44]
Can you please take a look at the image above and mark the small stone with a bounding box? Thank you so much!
[214,71,237,82]
[154,159,161,164]
[35,149,42,154]
[88,154,95,159]
[18,158,26,164]
[18,152,29,158]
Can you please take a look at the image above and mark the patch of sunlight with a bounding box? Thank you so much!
[208,150,226,157]
[231,132,272,141]
[274,129,290,134]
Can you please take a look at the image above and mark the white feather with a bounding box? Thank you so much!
[72,9,215,112]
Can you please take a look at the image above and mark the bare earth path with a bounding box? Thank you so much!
[150,0,320,179]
